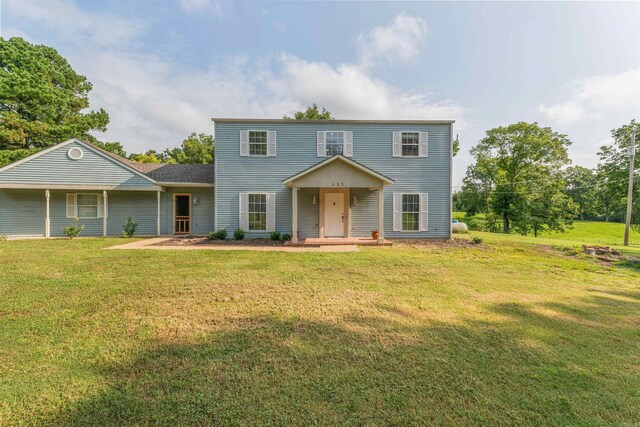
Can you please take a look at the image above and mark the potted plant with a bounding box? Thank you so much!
[371,230,379,240]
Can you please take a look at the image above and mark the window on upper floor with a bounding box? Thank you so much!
[249,131,268,156]
[326,131,344,156]
[401,132,419,157]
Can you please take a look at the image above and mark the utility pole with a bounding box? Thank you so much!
[624,128,636,246]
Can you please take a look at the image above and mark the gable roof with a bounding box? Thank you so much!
[282,154,394,187]
[0,138,159,186]
[0,139,215,186]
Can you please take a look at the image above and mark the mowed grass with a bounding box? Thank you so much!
[0,238,639,426]
[453,212,640,255]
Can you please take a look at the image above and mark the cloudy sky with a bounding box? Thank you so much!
[2,0,639,186]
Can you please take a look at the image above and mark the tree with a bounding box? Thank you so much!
[595,119,640,223]
[563,166,596,220]
[283,104,333,120]
[0,37,109,150]
[464,122,573,234]
[129,150,162,163]
[453,134,460,157]
[164,133,214,164]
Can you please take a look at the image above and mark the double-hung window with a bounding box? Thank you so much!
[401,132,419,157]
[249,131,268,156]
[326,131,344,156]
[66,193,103,218]
[248,193,267,231]
[402,194,420,231]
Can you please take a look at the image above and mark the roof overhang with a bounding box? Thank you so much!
[0,183,164,191]
[283,155,394,188]
[156,182,215,188]
[212,118,455,125]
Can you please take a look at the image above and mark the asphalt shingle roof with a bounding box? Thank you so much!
[89,143,214,184]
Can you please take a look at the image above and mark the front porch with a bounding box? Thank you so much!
[282,155,394,244]
[285,237,393,247]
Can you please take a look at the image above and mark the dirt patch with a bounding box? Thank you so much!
[581,245,626,263]
[152,237,286,247]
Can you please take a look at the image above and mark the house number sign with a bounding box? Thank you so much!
[331,182,345,187]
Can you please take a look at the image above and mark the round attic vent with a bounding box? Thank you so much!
[67,147,84,160]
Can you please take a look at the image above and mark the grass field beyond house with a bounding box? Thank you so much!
[0,236,639,426]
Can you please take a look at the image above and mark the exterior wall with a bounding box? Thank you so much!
[350,188,378,238]
[163,187,215,235]
[214,121,452,238]
[0,189,46,237]
[0,141,156,188]
[297,188,319,238]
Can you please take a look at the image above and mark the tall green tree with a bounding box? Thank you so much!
[164,133,214,164]
[464,122,573,234]
[595,119,640,222]
[563,166,597,220]
[0,37,109,150]
[283,104,333,120]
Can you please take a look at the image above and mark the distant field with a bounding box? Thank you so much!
[453,212,640,255]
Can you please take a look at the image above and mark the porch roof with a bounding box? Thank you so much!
[282,155,394,188]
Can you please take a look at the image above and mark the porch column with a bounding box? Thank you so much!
[291,187,298,243]
[377,187,384,243]
[103,190,108,237]
[45,190,50,238]
[157,190,161,236]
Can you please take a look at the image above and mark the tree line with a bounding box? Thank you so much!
[454,120,640,236]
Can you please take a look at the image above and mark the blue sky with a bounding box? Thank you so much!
[2,0,639,186]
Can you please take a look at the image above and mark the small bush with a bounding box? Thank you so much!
[62,219,85,239]
[122,216,138,238]
[280,233,291,242]
[471,236,484,245]
[0,234,7,241]
[270,231,281,241]
[208,229,227,240]
[234,228,245,240]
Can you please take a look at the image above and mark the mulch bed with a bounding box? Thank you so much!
[152,237,285,247]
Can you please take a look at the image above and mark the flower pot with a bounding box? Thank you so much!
[371,230,379,240]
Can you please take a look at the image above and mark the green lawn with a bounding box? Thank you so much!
[1,238,639,425]
[454,212,640,255]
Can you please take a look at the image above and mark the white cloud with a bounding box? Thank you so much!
[176,0,226,17]
[357,13,428,68]
[539,67,640,126]
[4,5,463,153]
[4,0,146,47]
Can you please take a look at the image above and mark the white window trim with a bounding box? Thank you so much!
[399,131,420,158]
[393,192,428,232]
[67,192,104,219]
[242,192,275,232]
[324,130,347,157]
[248,130,269,157]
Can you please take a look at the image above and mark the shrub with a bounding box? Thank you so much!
[122,216,138,238]
[208,229,227,240]
[280,233,291,242]
[0,234,7,241]
[471,236,484,245]
[62,219,85,239]
[234,228,245,240]
[270,231,281,241]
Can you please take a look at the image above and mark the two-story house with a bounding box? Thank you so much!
[0,119,454,242]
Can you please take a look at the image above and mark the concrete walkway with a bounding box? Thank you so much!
[106,238,360,252]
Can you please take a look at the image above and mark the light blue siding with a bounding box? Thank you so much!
[215,121,452,239]
[163,187,215,235]
[107,191,159,236]
[297,188,319,238]
[350,188,378,238]
[0,141,155,188]
[0,190,46,237]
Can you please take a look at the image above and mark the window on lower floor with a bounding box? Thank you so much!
[248,193,267,231]
[249,131,267,156]
[401,132,419,157]
[326,131,344,156]
[77,193,99,218]
[402,194,420,231]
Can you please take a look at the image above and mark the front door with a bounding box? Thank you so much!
[174,194,191,234]
[324,192,344,237]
